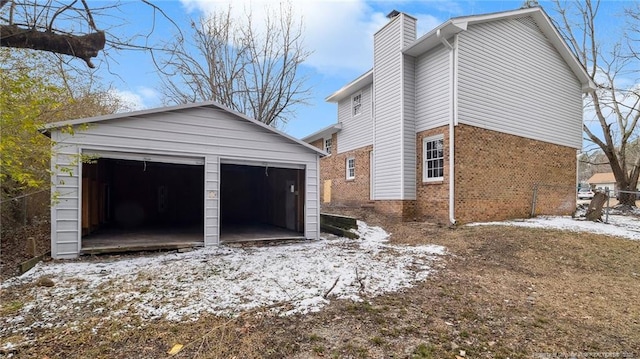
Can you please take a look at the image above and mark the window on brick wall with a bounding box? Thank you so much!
[423,135,444,182]
[352,93,362,116]
[346,157,355,180]
[324,138,332,154]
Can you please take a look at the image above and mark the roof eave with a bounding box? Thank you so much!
[301,123,343,143]
[403,20,466,56]
[45,101,326,157]
[325,70,373,103]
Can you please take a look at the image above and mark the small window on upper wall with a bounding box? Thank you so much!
[423,135,444,182]
[352,93,362,116]
[324,138,332,154]
[346,157,355,180]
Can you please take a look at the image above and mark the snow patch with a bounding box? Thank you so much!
[468,215,640,241]
[1,222,446,337]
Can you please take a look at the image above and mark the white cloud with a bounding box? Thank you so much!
[178,0,444,76]
[414,13,443,37]
[110,86,161,112]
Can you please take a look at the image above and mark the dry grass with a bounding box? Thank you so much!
[2,213,640,358]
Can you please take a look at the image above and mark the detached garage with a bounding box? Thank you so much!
[46,101,324,259]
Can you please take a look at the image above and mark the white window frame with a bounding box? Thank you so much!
[346,157,355,180]
[324,137,332,155]
[352,92,362,117]
[422,135,444,182]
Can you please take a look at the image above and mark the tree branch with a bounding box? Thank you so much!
[0,24,105,67]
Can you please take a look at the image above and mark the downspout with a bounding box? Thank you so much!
[437,28,457,225]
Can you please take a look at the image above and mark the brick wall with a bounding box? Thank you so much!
[312,133,373,208]
[415,126,450,224]
[374,200,417,221]
[312,124,576,223]
[454,124,577,223]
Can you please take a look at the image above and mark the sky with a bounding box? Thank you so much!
[90,0,633,140]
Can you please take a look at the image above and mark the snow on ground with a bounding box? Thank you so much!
[0,221,446,337]
[469,214,640,241]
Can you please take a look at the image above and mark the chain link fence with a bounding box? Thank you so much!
[530,183,578,218]
[599,189,640,224]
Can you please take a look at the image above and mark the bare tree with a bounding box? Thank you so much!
[626,2,640,62]
[0,0,177,68]
[553,0,640,205]
[157,3,310,127]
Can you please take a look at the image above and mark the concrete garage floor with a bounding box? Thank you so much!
[81,227,204,254]
[220,224,304,243]
[81,224,304,254]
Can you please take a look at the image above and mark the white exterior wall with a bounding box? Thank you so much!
[372,14,416,200]
[50,143,81,258]
[50,107,320,259]
[457,17,583,149]
[373,18,403,199]
[415,44,451,132]
[402,54,416,199]
[204,156,219,246]
[336,83,373,153]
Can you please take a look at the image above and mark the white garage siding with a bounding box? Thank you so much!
[50,147,82,258]
[205,155,219,247]
[49,104,322,259]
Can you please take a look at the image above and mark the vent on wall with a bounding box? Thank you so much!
[515,16,540,32]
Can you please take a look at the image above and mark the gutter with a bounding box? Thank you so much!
[437,29,457,226]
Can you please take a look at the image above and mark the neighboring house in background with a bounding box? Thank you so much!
[46,101,324,259]
[303,7,595,224]
[586,172,640,195]
[587,172,617,194]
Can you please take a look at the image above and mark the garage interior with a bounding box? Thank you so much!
[80,158,205,253]
[219,163,305,242]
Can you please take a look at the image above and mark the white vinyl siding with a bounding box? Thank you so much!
[204,156,219,246]
[50,144,81,258]
[372,13,417,200]
[50,107,320,259]
[422,135,444,182]
[402,54,417,199]
[373,17,403,200]
[336,84,373,153]
[457,17,583,149]
[415,44,451,132]
[402,14,417,47]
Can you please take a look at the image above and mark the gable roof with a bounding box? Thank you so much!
[404,6,595,92]
[587,172,616,184]
[301,122,342,143]
[325,70,373,103]
[44,101,326,156]
[327,7,596,101]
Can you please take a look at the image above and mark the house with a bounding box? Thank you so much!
[587,173,617,194]
[303,7,595,224]
[46,101,324,259]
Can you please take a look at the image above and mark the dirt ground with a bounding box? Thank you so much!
[0,220,50,281]
[1,210,639,358]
